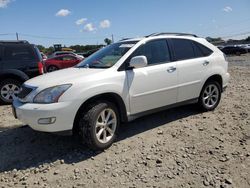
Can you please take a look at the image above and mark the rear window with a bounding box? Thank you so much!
[4,45,36,61]
[193,42,213,57]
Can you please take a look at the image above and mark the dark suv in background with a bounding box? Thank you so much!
[0,40,43,104]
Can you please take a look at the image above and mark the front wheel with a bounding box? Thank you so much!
[198,81,221,111]
[47,65,59,72]
[78,101,120,150]
[0,79,21,104]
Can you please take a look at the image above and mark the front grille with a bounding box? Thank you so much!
[18,85,33,99]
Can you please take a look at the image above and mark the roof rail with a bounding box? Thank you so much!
[119,38,132,41]
[0,40,29,44]
[146,32,198,38]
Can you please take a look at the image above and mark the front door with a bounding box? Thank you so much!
[126,39,178,114]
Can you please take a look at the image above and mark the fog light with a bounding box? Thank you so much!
[38,117,56,124]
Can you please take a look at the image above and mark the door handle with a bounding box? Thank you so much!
[167,66,176,73]
[203,61,210,66]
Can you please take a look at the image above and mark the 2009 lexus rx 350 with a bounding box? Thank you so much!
[13,33,230,150]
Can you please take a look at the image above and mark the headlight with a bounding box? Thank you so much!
[33,84,72,104]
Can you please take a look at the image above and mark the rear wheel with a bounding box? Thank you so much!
[78,101,120,150]
[47,65,59,72]
[198,81,221,111]
[0,79,21,104]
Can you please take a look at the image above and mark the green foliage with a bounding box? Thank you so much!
[206,37,224,43]
[69,45,104,53]
[36,45,46,52]
[104,38,112,45]
[246,36,250,42]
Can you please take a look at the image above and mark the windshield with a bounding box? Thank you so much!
[77,41,138,68]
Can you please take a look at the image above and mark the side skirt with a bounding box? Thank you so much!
[127,98,198,122]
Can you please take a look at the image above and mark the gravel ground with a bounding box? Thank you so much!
[0,54,249,188]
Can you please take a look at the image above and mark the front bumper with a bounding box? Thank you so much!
[12,99,78,133]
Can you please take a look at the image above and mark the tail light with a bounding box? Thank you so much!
[38,61,44,74]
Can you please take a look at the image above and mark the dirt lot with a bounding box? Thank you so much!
[0,55,249,188]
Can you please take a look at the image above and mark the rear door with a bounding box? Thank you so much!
[62,55,78,68]
[169,38,213,102]
[2,44,39,78]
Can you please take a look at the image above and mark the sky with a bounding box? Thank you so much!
[0,0,250,47]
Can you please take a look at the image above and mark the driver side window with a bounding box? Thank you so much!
[127,39,171,67]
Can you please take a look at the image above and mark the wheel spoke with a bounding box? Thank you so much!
[105,110,112,122]
[5,94,11,100]
[106,126,114,135]
[100,111,106,122]
[96,128,104,139]
[1,90,8,94]
[103,130,107,142]
[107,119,115,125]
[204,95,209,100]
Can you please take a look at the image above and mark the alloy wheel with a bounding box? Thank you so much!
[95,108,117,144]
[0,84,20,101]
[202,84,219,108]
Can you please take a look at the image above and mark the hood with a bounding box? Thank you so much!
[25,67,105,88]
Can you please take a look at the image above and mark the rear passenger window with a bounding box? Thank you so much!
[4,46,35,61]
[171,39,195,61]
[193,42,213,57]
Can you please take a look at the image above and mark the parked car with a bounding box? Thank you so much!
[242,44,250,52]
[79,48,100,58]
[0,40,44,104]
[221,46,247,55]
[45,54,83,72]
[41,52,47,60]
[13,33,230,150]
[50,51,84,59]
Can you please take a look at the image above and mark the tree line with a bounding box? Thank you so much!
[37,38,112,55]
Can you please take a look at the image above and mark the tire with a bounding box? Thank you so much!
[0,79,22,104]
[78,101,120,150]
[47,65,59,72]
[198,81,221,111]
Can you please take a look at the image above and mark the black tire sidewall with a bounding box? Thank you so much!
[0,79,22,104]
[47,65,58,72]
[199,81,221,111]
[79,101,120,150]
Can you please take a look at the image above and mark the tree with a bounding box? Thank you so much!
[37,45,45,52]
[246,36,250,42]
[104,38,112,45]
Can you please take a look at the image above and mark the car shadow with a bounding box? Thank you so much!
[0,104,200,172]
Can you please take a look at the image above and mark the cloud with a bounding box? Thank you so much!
[0,0,12,8]
[100,19,111,29]
[75,18,87,25]
[55,9,71,17]
[223,6,233,12]
[83,23,96,32]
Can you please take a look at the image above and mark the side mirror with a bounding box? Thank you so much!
[129,56,148,69]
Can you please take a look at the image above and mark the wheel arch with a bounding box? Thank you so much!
[73,92,128,133]
[202,74,223,92]
[0,70,29,83]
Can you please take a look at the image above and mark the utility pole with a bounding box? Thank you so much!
[16,32,19,40]
[111,34,114,43]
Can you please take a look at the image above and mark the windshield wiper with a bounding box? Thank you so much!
[88,65,110,69]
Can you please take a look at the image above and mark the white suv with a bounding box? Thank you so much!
[13,33,230,150]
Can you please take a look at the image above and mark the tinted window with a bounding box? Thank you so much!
[55,57,63,60]
[193,42,213,57]
[129,40,170,65]
[171,39,195,61]
[63,56,76,61]
[4,45,35,61]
